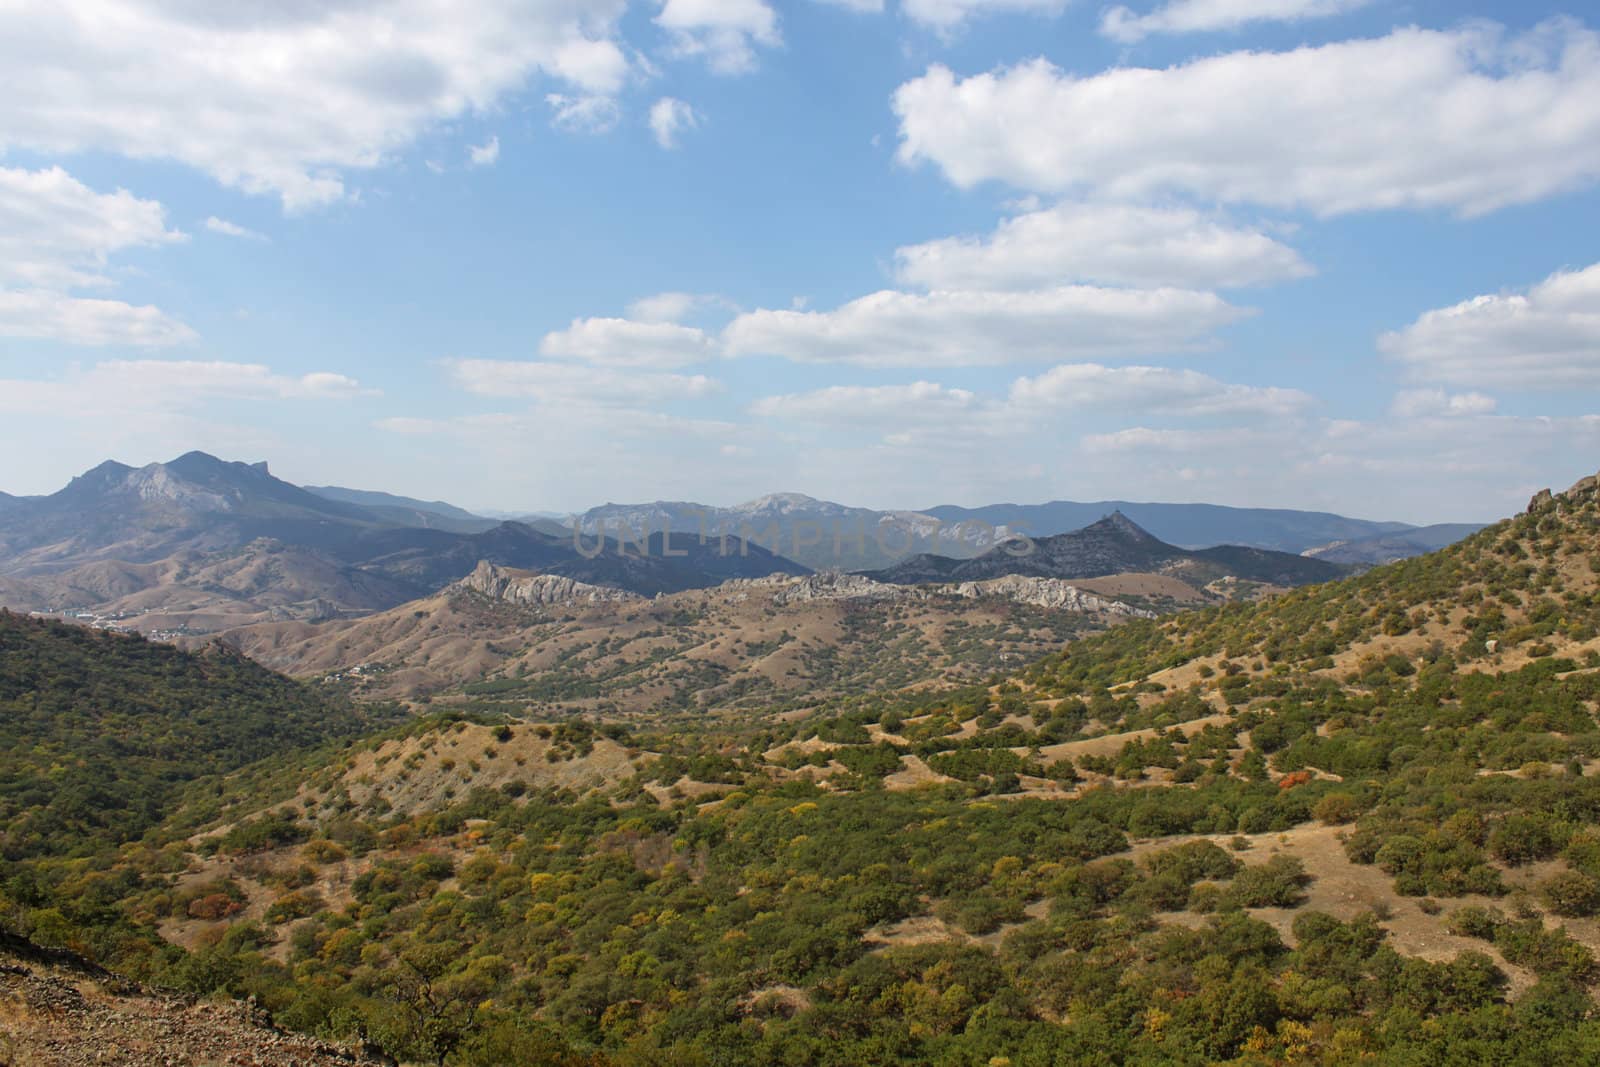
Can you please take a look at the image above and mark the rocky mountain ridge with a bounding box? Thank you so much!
[456,560,643,606]
[0,454,807,631]
[870,511,1347,588]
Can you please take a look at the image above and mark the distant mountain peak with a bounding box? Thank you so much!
[1089,510,1164,543]
[735,492,827,512]
[868,506,1343,589]
[164,451,271,480]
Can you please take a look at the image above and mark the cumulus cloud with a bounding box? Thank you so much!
[813,0,884,12]
[1100,0,1373,44]
[894,202,1312,291]
[655,0,780,74]
[902,0,1069,32]
[649,97,700,149]
[1080,425,1266,453]
[547,93,623,134]
[626,292,734,323]
[1010,363,1312,416]
[0,360,371,416]
[750,381,980,422]
[1379,263,1600,390]
[750,363,1305,441]
[0,291,196,347]
[0,165,193,346]
[894,21,1600,216]
[0,1,630,210]
[204,217,267,242]
[447,358,718,405]
[0,165,184,289]
[468,136,501,167]
[539,317,718,368]
[1390,389,1499,418]
[723,285,1251,367]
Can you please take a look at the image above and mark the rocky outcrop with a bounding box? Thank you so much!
[1564,470,1599,500]
[947,575,1156,617]
[456,560,641,607]
[0,927,388,1066]
[772,570,915,605]
[746,570,1154,617]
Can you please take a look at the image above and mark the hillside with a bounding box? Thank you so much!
[0,929,390,1067]
[304,484,505,533]
[0,611,394,861]
[205,563,1159,714]
[870,511,1347,588]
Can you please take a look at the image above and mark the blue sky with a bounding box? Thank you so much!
[2,0,1599,522]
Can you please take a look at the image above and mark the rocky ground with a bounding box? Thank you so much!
[0,932,386,1067]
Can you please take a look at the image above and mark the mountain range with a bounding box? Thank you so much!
[869,511,1347,588]
[568,493,1470,571]
[1302,522,1488,565]
[0,453,803,629]
[922,499,1430,553]
[0,452,1475,634]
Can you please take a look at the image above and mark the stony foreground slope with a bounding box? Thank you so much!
[0,931,386,1066]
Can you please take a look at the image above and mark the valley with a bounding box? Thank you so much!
[0,465,1596,1064]
[203,563,1161,715]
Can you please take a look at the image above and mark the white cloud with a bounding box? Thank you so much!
[626,292,734,323]
[902,0,1069,32]
[447,358,718,405]
[0,164,193,347]
[468,135,501,167]
[894,21,1600,216]
[750,381,980,422]
[748,363,1307,453]
[1390,389,1498,418]
[1380,263,1600,389]
[539,317,717,368]
[0,1,631,210]
[204,217,268,242]
[0,360,371,416]
[722,285,1250,367]
[894,201,1311,291]
[814,0,884,12]
[0,165,184,289]
[0,291,196,347]
[649,97,700,149]
[1100,0,1372,44]
[547,93,623,134]
[656,0,780,75]
[1081,426,1265,453]
[1010,363,1312,416]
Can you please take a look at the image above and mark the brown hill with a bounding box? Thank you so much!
[202,565,1166,716]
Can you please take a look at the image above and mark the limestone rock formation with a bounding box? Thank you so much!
[456,560,641,607]
[948,575,1157,617]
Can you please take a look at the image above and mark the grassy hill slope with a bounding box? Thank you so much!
[0,611,395,861]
